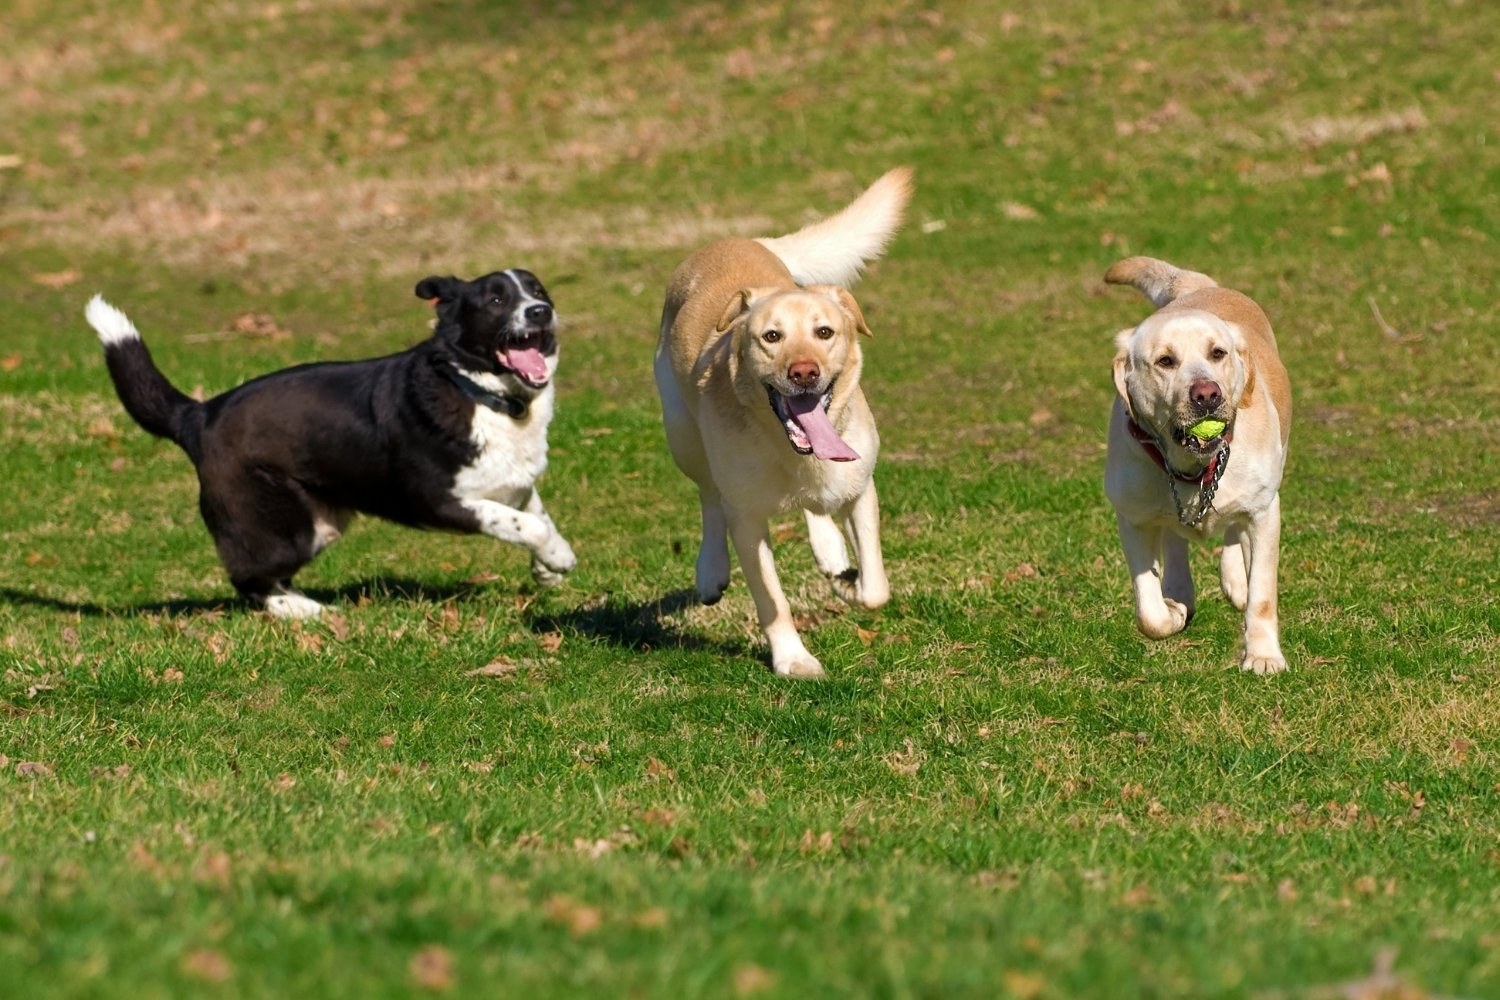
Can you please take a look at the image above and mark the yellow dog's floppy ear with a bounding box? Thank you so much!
[1112,328,1136,420]
[807,285,873,337]
[716,287,778,333]
[1236,340,1257,409]
[716,289,752,332]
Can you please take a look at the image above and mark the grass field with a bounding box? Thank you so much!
[3,1,1499,996]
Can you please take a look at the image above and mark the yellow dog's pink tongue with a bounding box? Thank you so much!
[501,345,549,386]
[785,393,859,462]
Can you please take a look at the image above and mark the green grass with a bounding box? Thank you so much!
[3,1,1499,996]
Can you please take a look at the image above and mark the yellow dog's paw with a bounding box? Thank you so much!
[1241,651,1288,676]
[1137,598,1191,639]
[773,653,827,680]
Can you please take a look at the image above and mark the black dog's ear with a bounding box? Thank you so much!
[415,276,459,302]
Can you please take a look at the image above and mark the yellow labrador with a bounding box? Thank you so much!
[654,168,912,678]
[1104,256,1293,674]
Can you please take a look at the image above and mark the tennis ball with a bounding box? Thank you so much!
[1188,418,1226,441]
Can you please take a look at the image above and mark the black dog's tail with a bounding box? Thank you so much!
[84,295,205,462]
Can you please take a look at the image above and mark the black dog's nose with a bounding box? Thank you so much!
[525,303,553,326]
[1189,379,1222,412]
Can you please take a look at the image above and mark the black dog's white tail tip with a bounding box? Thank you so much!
[85,294,141,346]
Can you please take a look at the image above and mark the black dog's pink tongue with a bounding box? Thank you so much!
[500,345,549,386]
[784,393,859,462]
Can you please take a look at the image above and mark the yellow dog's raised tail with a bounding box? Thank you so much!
[756,167,914,288]
[1105,256,1218,309]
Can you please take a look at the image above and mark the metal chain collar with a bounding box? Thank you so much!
[1167,440,1230,527]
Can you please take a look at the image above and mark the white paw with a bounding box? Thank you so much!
[773,652,827,680]
[536,535,576,577]
[1241,651,1288,675]
[1137,598,1191,639]
[1221,579,1248,611]
[264,592,325,620]
[530,559,567,589]
[830,569,889,610]
[829,568,861,605]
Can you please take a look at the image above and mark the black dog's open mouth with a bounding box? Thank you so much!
[765,383,859,462]
[497,330,553,388]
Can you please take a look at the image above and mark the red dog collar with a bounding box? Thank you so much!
[1127,418,1230,486]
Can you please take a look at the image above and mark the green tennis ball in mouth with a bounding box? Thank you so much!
[1188,418,1227,441]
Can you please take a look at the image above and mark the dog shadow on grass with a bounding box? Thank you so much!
[0,577,488,620]
[526,587,751,658]
[0,582,754,658]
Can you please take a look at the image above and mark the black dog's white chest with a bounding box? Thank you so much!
[448,384,554,507]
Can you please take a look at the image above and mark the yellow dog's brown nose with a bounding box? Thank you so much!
[1190,379,1222,412]
[788,361,821,388]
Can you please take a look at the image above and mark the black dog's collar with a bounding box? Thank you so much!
[441,365,529,419]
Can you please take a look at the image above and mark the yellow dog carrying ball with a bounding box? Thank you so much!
[1189,418,1226,441]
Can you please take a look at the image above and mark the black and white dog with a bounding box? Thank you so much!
[84,270,576,619]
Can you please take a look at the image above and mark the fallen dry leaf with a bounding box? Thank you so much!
[180,948,233,983]
[129,840,164,875]
[408,944,455,992]
[543,895,602,937]
[723,48,756,80]
[466,659,519,678]
[0,354,21,372]
[1002,970,1047,1000]
[974,870,1021,890]
[798,829,835,856]
[31,269,81,288]
[537,631,563,654]
[884,738,924,777]
[324,613,349,641]
[574,837,615,860]
[1004,562,1038,582]
[733,963,777,997]
[232,312,289,339]
[632,906,669,929]
[194,850,233,889]
[16,761,53,777]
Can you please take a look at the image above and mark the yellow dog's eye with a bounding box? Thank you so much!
[1209,347,1228,361]
[1155,355,1177,369]
[763,329,782,343]
[814,325,834,340]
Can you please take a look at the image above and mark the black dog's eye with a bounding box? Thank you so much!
[814,325,834,340]
[489,295,506,306]
[763,329,782,343]
[1155,355,1177,369]
[1209,346,1228,361]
